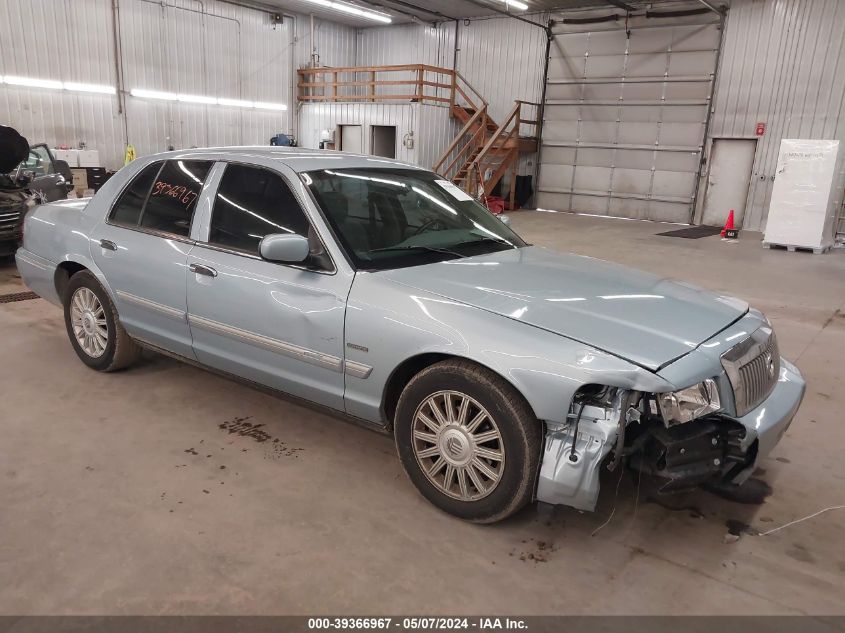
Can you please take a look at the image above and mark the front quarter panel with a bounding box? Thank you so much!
[344,270,675,426]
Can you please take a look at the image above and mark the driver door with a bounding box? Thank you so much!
[186,161,351,411]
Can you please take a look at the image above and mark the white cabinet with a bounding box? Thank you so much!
[764,139,844,251]
[77,150,100,167]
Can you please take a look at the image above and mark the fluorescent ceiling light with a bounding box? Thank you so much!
[1,75,116,95]
[177,93,217,104]
[3,75,63,89]
[131,88,177,101]
[217,97,254,108]
[502,0,528,10]
[254,101,288,111]
[131,87,287,111]
[300,0,392,23]
[63,82,116,94]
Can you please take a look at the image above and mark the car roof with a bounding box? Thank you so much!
[143,146,428,174]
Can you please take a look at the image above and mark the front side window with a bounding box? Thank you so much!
[109,161,162,226]
[209,163,311,254]
[305,168,526,270]
[139,160,213,236]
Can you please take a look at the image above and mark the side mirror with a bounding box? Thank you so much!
[259,233,310,263]
[54,159,74,184]
[498,214,511,226]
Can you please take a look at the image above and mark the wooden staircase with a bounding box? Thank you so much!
[435,91,540,208]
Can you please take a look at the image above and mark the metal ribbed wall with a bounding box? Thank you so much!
[354,17,547,126]
[455,16,548,125]
[706,0,845,231]
[294,13,358,69]
[356,23,453,68]
[0,0,124,167]
[0,0,356,169]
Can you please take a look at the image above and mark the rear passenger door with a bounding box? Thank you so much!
[91,159,213,358]
[186,162,351,411]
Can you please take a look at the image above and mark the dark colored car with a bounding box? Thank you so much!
[1,143,74,256]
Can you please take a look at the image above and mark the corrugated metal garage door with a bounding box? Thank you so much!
[536,14,721,223]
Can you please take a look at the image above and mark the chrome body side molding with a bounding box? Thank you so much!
[116,290,186,321]
[187,313,344,373]
[344,360,373,379]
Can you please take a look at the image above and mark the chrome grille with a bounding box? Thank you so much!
[0,209,22,236]
[721,327,780,417]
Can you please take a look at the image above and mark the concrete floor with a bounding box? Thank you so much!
[1,211,844,615]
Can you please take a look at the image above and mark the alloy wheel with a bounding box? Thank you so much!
[411,390,505,501]
[70,287,108,358]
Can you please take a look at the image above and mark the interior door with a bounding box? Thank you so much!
[186,162,350,411]
[91,159,213,358]
[701,139,757,227]
[340,125,363,154]
[371,125,397,158]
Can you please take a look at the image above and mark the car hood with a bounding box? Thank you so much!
[379,246,747,371]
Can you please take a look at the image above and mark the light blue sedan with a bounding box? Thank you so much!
[16,148,805,523]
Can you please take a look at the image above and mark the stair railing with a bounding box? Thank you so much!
[468,101,522,197]
[433,105,488,180]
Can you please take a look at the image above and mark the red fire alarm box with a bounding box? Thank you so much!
[755,122,766,136]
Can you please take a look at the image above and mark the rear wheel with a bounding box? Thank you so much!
[394,359,541,523]
[63,270,141,371]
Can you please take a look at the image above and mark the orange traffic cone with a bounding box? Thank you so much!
[720,209,735,237]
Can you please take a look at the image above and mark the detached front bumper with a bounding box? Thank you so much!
[730,356,805,483]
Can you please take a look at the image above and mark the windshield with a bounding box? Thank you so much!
[304,168,526,270]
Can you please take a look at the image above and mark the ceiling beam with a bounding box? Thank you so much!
[354,1,425,23]
[604,0,635,11]
[695,0,725,14]
[459,0,548,31]
[379,0,456,21]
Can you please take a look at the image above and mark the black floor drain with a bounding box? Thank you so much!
[0,291,39,303]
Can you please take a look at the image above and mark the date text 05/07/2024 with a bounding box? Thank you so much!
[307,617,528,630]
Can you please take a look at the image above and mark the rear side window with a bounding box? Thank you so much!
[140,160,213,236]
[109,162,162,226]
[208,163,310,254]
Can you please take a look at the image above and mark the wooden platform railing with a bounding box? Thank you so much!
[298,64,484,110]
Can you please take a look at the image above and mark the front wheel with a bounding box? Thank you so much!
[394,359,541,523]
[63,270,141,371]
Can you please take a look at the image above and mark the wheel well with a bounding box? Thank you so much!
[54,261,88,300]
[382,353,452,426]
[380,353,539,429]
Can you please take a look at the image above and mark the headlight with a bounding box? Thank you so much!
[657,379,721,425]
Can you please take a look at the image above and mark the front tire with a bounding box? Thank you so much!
[63,270,141,372]
[394,359,541,523]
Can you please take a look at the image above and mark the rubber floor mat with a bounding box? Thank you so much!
[656,226,723,239]
[0,291,38,303]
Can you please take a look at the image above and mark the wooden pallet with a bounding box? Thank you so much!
[762,242,830,254]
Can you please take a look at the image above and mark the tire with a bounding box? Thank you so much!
[394,359,541,523]
[63,270,141,372]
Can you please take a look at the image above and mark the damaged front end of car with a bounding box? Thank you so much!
[536,318,806,512]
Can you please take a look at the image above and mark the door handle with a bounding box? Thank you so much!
[99,239,117,251]
[189,263,218,278]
